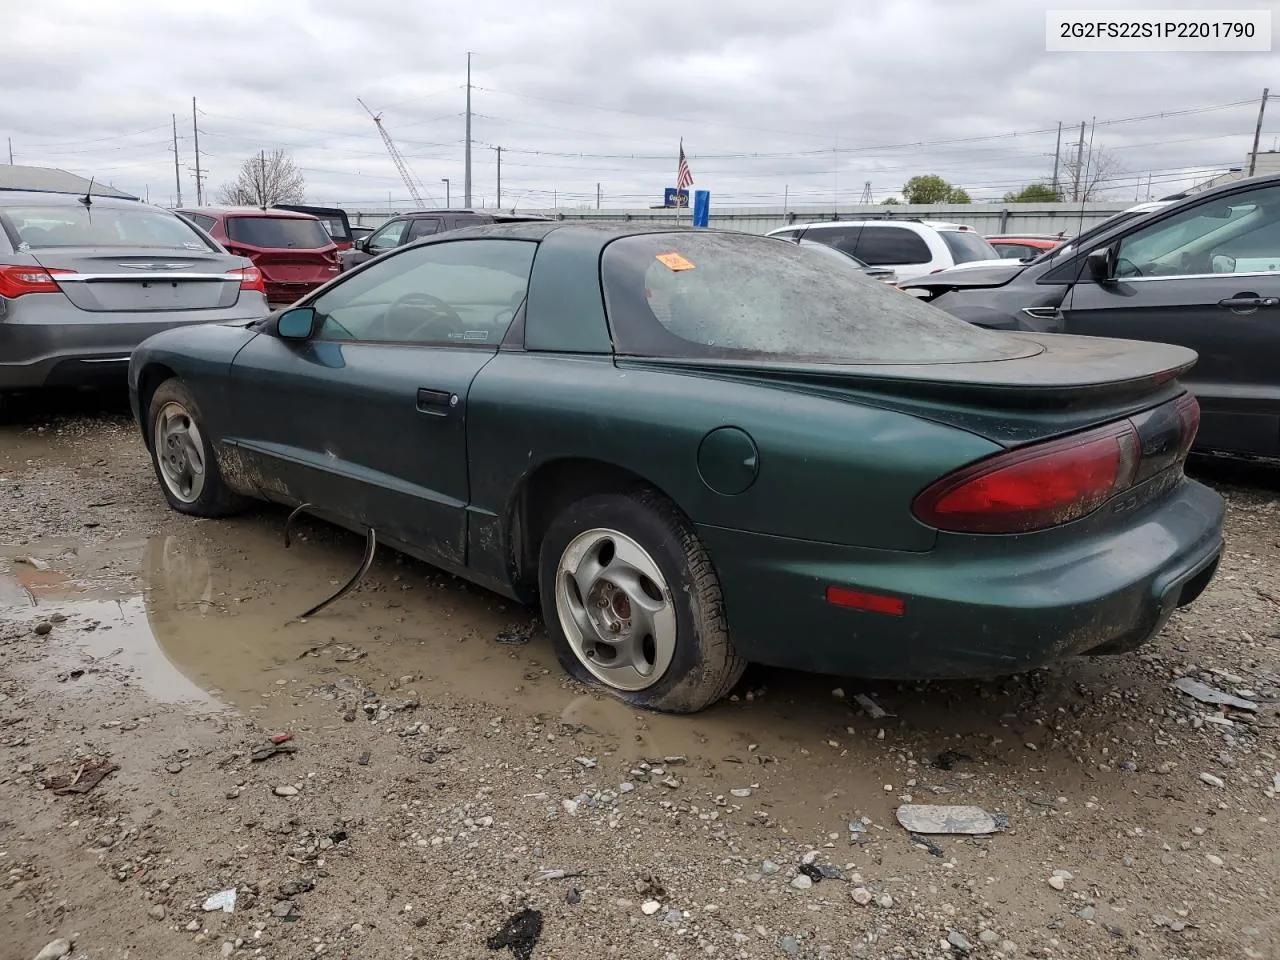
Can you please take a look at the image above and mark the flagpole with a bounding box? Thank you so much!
[676,138,682,225]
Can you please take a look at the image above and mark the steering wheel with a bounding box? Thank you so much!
[368,292,463,341]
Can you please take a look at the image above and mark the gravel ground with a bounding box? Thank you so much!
[1,392,1278,960]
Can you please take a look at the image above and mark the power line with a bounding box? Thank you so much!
[18,123,172,148]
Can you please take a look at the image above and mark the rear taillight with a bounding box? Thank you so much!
[913,421,1142,534]
[0,265,73,298]
[230,266,266,295]
[1174,393,1200,459]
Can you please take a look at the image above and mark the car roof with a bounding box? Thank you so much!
[0,190,154,211]
[177,206,321,219]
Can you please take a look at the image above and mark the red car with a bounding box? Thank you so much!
[984,235,1063,261]
[177,207,340,305]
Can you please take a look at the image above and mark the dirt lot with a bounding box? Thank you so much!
[1,393,1278,960]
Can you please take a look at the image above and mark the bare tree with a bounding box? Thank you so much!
[1061,146,1125,201]
[215,150,306,207]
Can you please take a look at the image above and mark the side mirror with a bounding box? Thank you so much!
[1211,254,1236,273]
[1085,247,1113,283]
[277,306,317,340]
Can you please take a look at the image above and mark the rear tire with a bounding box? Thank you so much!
[538,490,745,713]
[146,378,247,517]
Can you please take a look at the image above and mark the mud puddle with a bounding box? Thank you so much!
[1,512,1150,834]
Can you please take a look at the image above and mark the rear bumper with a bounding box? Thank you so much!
[264,280,325,305]
[701,477,1225,680]
[0,294,268,389]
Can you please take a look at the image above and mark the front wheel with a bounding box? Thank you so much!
[538,490,745,713]
[147,378,247,517]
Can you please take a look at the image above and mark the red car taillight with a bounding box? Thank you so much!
[1174,393,1200,459]
[230,266,266,295]
[0,265,73,298]
[913,421,1143,534]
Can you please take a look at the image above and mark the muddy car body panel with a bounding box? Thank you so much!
[129,223,1224,696]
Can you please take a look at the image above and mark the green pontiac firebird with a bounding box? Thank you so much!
[128,221,1225,713]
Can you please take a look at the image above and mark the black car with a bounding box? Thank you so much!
[273,204,355,249]
[904,172,1280,460]
[341,209,554,271]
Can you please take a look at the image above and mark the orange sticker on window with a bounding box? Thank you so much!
[655,252,695,271]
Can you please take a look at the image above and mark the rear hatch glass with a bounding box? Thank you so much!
[226,216,332,250]
[938,229,1001,264]
[602,232,1033,365]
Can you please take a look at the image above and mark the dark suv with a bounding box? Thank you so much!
[341,210,554,271]
[905,172,1280,459]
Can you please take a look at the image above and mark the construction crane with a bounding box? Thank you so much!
[357,98,430,207]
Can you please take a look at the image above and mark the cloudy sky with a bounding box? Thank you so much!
[4,0,1276,211]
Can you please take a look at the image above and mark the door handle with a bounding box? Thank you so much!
[1218,295,1279,310]
[416,387,456,414]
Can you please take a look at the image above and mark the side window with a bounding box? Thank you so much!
[186,213,217,232]
[367,220,409,253]
[1115,184,1280,278]
[408,218,441,240]
[312,239,537,347]
[850,226,932,266]
[805,227,863,258]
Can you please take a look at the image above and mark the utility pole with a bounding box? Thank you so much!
[441,178,450,207]
[1083,115,1096,195]
[171,114,183,207]
[1071,120,1085,202]
[259,150,267,208]
[1248,87,1269,177]
[191,97,204,205]
[464,52,473,207]
[596,182,601,209]
[1051,121,1062,197]
[6,137,11,165]
[493,145,502,208]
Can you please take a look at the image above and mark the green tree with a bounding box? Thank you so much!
[903,174,972,204]
[881,196,900,205]
[1002,183,1062,203]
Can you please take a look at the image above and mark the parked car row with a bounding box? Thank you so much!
[905,178,1280,460]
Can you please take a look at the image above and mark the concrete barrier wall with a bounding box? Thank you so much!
[344,202,1134,236]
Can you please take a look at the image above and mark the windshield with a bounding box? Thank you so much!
[226,216,331,249]
[939,230,1000,263]
[601,232,1029,364]
[2,205,214,251]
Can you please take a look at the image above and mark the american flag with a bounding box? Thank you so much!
[676,140,693,191]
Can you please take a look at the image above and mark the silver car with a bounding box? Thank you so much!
[0,191,269,391]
